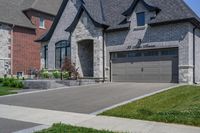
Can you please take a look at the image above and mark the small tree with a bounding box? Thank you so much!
[61,58,79,79]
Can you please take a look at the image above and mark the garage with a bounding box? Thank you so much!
[111,48,178,83]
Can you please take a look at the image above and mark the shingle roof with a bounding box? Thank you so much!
[38,0,200,42]
[82,0,200,30]
[0,0,62,29]
[22,0,63,16]
[145,0,200,25]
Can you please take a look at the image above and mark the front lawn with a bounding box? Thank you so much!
[0,77,23,96]
[101,85,200,127]
[0,84,21,96]
[35,124,117,133]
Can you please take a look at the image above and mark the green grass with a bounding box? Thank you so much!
[35,123,117,133]
[101,85,200,127]
[0,84,21,96]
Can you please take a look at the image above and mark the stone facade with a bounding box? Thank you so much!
[45,0,104,78]
[44,0,200,83]
[194,26,200,83]
[0,24,11,77]
[71,12,103,78]
[46,0,77,69]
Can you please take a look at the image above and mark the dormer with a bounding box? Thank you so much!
[122,0,160,29]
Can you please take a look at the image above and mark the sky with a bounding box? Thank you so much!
[184,0,200,17]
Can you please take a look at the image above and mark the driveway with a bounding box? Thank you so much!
[0,83,175,114]
[0,118,39,133]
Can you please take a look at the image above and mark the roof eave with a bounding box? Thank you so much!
[0,21,36,30]
[22,8,56,16]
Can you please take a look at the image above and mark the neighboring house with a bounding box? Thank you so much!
[37,0,200,84]
[0,0,62,77]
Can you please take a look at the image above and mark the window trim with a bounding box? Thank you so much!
[136,12,145,27]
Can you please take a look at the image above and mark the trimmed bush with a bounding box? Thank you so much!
[2,78,24,88]
[40,69,50,79]
[52,70,61,79]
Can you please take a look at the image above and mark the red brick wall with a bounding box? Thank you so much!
[12,10,54,75]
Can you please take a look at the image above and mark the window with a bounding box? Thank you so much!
[17,72,23,78]
[111,51,142,59]
[44,45,48,68]
[55,41,70,69]
[136,12,145,26]
[144,51,159,56]
[161,49,177,56]
[39,17,45,28]
[128,51,142,57]
[117,52,127,58]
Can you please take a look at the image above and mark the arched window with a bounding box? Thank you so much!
[55,40,70,69]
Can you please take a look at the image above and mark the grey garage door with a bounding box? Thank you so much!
[111,49,178,83]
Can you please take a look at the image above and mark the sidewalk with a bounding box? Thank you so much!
[0,104,199,133]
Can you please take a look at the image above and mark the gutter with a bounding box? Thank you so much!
[193,26,197,84]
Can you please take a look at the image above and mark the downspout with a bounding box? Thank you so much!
[193,26,197,84]
[102,29,105,82]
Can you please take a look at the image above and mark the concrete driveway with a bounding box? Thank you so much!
[0,83,175,114]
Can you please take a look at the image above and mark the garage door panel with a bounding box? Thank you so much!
[126,75,143,81]
[143,61,160,67]
[111,49,178,83]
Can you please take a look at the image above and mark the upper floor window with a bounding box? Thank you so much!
[136,12,145,26]
[39,17,45,29]
[55,40,71,69]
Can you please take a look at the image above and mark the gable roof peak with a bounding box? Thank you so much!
[122,0,160,17]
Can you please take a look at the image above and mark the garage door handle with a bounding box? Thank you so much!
[141,68,144,72]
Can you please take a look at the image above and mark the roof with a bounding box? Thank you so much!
[0,0,62,29]
[21,0,63,16]
[38,0,200,42]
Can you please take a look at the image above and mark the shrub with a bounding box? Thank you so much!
[40,69,50,79]
[10,80,18,88]
[62,58,79,79]
[2,78,24,88]
[16,81,24,88]
[0,77,4,83]
[62,71,69,79]
[2,78,10,87]
[52,70,61,79]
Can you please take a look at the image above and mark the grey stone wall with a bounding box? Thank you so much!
[46,0,79,69]
[71,11,103,78]
[194,26,200,83]
[45,0,104,78]
[0,24,11,77]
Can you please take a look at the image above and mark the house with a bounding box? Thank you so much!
[0,0,62,77]
[37,0,200,84]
